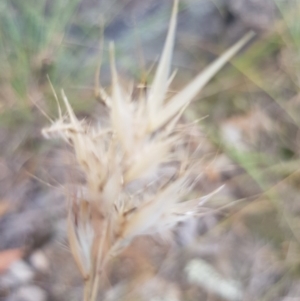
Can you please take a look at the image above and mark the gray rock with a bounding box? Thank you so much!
[0,209,53,252]
[8,260,35,285]
[29,250,49,274]
[7,285,47,301]
[0,260,34,293]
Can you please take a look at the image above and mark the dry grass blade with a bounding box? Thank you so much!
[110,43,133,154]
[124,138,173,183]
[151,31,256,131]
[122,174,189,239]
[147,0,178,126]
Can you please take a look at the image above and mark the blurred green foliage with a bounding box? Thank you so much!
[0,0,98,126]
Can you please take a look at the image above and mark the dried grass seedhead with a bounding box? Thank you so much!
[42,1,254,300]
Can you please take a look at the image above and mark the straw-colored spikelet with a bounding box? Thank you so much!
[42,1,254,300]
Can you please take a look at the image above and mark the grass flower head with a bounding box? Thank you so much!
[42,1,254,300]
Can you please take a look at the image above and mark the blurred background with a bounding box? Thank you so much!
[1,0,300,300]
